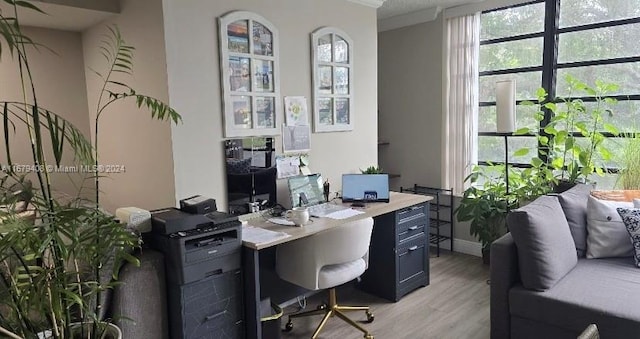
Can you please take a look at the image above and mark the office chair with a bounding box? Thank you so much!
[276,217,375,339]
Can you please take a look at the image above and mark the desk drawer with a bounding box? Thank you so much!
[397,236,428,284]
[397,204,427,226]
[397,222,426,243]
[180,270,243,338]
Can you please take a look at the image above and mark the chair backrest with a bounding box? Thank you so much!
[276,217,374,290]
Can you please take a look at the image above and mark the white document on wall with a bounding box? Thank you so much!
[275,155,300,179]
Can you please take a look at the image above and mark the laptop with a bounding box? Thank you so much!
[287,174,349,217]
[341,174,390,203]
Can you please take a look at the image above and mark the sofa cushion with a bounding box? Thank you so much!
[226,158,251,174]
[634,199,640,208]
[586,196,633,258]
[507,195,577,291]
[557,184,592,257]
[616,207,640,267]
[510,257,640,338]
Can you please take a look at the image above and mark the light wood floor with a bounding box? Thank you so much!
[280,250,490,339]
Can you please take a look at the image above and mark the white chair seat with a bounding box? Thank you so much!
[318,258,366,289]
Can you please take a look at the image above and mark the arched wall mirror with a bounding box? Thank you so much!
[219,11,281,137]
[311,27,354,132]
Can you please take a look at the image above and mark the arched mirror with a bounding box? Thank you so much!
[311,27,354,132]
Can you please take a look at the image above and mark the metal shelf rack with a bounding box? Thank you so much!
[400,185,453,257]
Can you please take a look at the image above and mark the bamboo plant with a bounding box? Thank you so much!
[0,1,181,338]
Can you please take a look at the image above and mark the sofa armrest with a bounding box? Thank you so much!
[491,233,520,339]
[111,249,168,339]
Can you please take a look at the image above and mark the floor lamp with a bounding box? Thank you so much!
[496,80,516,197]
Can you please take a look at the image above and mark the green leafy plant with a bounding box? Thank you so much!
[515,75,619,186]
[616,132,640,189]
[455,165,511,251]
[360,166,382,174]
[0,2,181,338]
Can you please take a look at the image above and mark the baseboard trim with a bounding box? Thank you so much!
[430,238,482,257]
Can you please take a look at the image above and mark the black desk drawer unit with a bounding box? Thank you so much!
[359,202,429,302]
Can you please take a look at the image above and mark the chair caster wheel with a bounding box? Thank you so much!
[284,320,293,332]
[364,334,374,339]
[365,311,374,323]
[317,304,327,310]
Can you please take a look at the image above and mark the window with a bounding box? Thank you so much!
[219,11,281,138]
[478,0,640,181]
[311,27,354,132]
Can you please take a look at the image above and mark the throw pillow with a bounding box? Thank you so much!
[586,196,633,258]
[616,207,640,268]
[507,195,577,291]
[226,158,251,174]
[557,183,593,257]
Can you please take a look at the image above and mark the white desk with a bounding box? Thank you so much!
[241,191,432,338]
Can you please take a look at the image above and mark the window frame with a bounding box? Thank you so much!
[477,0,640,173]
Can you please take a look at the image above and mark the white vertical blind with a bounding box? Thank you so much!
[443,13,480,195]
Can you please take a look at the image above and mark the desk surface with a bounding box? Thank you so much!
[241,191,432,250]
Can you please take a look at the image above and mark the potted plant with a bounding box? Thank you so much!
[515,75,619,192]
[0,2,181,338]
[455,165,512,264]
[360,165,383,174]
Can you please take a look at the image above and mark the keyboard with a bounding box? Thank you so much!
[307,203,350,217]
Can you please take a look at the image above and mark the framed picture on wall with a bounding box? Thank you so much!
[229,56,251,92]
[219,11,280,137]
[255,97,275,129]
[231,96,252,128]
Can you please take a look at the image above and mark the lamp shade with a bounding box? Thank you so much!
[496,80,516,133]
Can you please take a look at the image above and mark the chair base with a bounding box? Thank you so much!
[285,288,374,339]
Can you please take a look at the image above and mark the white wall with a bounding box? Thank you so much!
[82,0,176,212]
[0,27,90,197]
[378,17,444,191]
[378,14,482,246]
[162,0,379,208]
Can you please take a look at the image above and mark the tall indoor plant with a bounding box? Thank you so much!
[515,75,619,191]
[0,2,180,338]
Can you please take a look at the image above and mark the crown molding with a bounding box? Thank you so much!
[378,6,442,32]
[347,0,387,9]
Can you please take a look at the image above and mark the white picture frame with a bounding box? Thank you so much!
[219,11,281,137]
[311,27,354,132]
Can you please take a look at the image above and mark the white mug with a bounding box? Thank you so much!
[285,207,310,226]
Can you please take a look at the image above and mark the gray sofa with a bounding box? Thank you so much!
[491,186,640,339]
[110,249,169,338]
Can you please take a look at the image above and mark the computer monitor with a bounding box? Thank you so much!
[341,174,390,203]
[288,173,324,208]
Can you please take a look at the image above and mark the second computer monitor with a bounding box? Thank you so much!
[342,174,390,203]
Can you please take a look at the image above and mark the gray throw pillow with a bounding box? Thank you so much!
[616,207,640,268]
[586,196,633,258]
[557,184,592,257]
[507,195,577,291]
[226,158,252,174]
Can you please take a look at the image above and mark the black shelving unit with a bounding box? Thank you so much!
[400,185,453,257]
